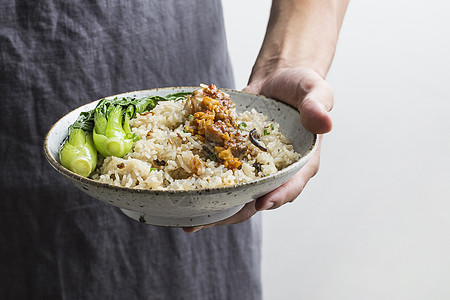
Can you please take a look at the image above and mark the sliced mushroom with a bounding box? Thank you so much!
[249,129,267,152]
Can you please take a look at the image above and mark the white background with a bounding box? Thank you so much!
[223,1,450,299]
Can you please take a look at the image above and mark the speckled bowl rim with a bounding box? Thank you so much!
[43,87,318,196]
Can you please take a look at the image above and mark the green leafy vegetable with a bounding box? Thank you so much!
[93,104,132,157]
[60,92,190,176]
[59,128,98,177]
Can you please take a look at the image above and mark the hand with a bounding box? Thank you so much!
[182,67,334,233]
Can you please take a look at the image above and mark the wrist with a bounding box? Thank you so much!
[249,55,329,86]
[249,0,348,83]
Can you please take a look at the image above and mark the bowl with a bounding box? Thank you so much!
[43,87,317,227]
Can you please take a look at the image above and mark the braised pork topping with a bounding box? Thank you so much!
[184,84,248,170]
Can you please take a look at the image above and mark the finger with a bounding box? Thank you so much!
[255,136,322,210]
[182,201,258,233]
[214,201,258,225]
[182,224,214,233]
[242,84,262,95]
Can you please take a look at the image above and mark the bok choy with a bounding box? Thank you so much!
[59,92,190,177]
[59,110,97,177]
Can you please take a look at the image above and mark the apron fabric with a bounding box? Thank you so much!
[0,1,262,299]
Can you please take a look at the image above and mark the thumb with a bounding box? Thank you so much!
[299,80,334,134]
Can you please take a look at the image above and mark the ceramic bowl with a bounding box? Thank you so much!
[44,87,317,227]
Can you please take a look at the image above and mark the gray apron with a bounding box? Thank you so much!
[0,1,262,299]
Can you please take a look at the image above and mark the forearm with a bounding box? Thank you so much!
[250,0,349,81]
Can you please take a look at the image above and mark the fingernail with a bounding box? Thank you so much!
[261,201,275,211]
[320,102,329,111]
[191,226,203,233]
[182,226,202,233]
